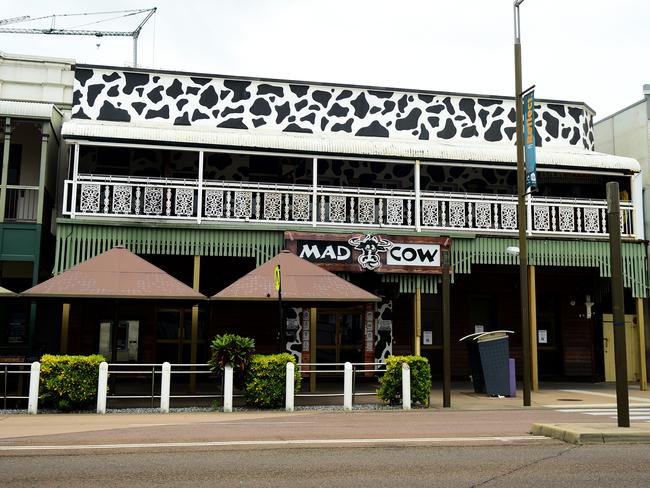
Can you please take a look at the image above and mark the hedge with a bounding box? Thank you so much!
[244,354,301,408]
[377,355,432,407]
[39,354,105,411]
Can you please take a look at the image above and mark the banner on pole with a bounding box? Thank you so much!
[522,90,538,192]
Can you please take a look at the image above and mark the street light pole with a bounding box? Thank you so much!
[514,0,532,407]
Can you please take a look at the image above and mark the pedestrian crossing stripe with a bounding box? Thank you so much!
[555,407,650,423]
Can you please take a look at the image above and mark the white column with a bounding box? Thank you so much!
[414,160,421,232]
[96,361,108,414]
[402,362,411,410]
[343,362,353,411]
[223,364,233,413]
[197,150,204,224]
[160,362,171,413]
[631,172,644,240]
[27,361,40,415]
[312,157,318,227]
[70,143,80,219]
[285,361,295,412]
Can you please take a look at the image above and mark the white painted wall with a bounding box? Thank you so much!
[0,51,74,109]
[594,87,650,242]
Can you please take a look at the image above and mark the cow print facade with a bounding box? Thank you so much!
[374,301,393,364]
[285,307,303,363]
[73,67,595,150]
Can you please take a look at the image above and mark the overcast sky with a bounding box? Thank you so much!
[1,1,648,120]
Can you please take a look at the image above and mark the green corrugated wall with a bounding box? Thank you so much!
[54,222,648,297]
[54,222,284,271]
[452,237,648,298]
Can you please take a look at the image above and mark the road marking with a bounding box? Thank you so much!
[553,406,650,423]
[560,389,650,402]
[0,435,551,452]
[557,408,650,413]
[544,403,650,408]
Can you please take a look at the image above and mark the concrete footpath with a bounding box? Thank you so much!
[1,382,650,446]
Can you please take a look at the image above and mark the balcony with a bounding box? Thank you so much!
[62,175,635,239]
[4,186,39,222]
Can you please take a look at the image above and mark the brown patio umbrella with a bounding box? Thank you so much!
[22,246,205,360]
[0,286,17,296]
[212,250,379,302]
[22,246,205,300]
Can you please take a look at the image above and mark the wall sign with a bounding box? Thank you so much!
[285,232,451,274]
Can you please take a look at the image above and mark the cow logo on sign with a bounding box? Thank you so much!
[348,234,393,271]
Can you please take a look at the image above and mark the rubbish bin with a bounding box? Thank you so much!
[476,331,513,397]
[459,332,486,393]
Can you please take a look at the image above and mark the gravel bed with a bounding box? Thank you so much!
[1,403,409,415]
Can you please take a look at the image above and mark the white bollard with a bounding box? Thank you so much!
[27,361,40,415]
[97,362,108,414]
[223,364,233,413]
[402,362,411,410]
[343,361,353,411]
[285,362,295,412]
[160,362,171,413]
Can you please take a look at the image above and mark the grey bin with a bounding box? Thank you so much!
[460,330,514,397]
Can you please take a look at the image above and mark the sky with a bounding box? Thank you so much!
[1,0,648,120]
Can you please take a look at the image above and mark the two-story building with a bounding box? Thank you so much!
[38,63,648,382]
[0,51,74,358]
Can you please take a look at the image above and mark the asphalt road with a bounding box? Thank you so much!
[2,408,649,487]
[2,443,650,487]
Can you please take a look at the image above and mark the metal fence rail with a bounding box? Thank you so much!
[104,363,223,408]
[0,362,31,409]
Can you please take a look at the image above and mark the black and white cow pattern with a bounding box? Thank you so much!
[285,307,303,362]
[374,301,393,363]
[73,68,595,150]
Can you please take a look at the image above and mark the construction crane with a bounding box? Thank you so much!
[0,8,156,67]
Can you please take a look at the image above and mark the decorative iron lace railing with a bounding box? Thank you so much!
[62,175,635,238]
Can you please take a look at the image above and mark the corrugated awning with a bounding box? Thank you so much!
[213,250,380,302]
[0,100,58,119]
[22,246,206,300]
[62,119,640,172]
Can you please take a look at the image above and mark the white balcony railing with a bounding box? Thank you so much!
[62,175,636,238]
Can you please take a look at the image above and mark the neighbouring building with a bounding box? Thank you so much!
[2,58,647,384]
[595,84,650,383]
[0,51,74,358]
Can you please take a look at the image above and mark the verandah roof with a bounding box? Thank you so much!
[62,119,640,173]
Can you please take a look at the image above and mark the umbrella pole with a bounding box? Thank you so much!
[112,299,119,362]
[279,290,284,354]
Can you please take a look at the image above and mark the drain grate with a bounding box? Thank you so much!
[556,398,583,402]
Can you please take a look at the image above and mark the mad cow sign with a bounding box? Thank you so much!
[284,232,451,274]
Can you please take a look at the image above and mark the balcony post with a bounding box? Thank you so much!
[70,143,80,219]
[36,122,50,225]
[0,117,12,223]
[197,151,204,224]
[526,193,533,234]
[312,157,318,227]
[631,172,644,240]
[415,160,421,231]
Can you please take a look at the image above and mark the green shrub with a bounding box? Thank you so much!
[39,354,105,411]
[377,355,432,407]
[208,334,255,373]
[244,354,301,408]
